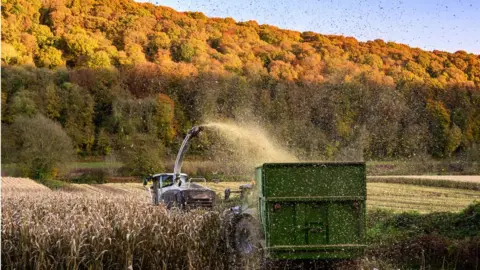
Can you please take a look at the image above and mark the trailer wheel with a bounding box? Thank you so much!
[235,217,257,255]
[232,216,263,269]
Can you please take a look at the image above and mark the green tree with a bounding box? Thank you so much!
[119,133,165,177]
[94,128,112,156]
[9,90,37,117]
[171,41,195,62]
[259,28,280,44]
[426,100,452,157]
[2,114,74,179]
[146,32,171,59]
[156,93,176,144]
[0,0,479,161]
[447,124,462,155]
[45,83,61,119]
[59,82,95,155]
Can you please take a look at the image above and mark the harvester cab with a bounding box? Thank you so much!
[146,173,215,209]
[145,126,216,209]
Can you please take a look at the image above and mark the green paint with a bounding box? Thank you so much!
[256,162,367,259]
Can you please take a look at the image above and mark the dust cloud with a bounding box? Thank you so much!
[202,121,297,168]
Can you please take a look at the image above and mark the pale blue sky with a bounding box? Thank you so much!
[138,0,480,54]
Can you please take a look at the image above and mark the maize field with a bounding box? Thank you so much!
[1,179,229,270]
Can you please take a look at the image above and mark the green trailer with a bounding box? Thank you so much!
[225,162,366,265]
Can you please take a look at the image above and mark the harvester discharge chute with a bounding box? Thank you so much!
[174,125,203,181]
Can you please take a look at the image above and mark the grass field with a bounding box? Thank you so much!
[205,181,480,213]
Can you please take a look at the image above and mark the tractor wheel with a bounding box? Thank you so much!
[231,216,263,269]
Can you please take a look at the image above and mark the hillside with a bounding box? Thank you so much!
[1,0,479,178]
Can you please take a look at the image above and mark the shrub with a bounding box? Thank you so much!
[67,168,108,184]
[367,203,480,269]
[39,178,68,189]
[1,114,74,179]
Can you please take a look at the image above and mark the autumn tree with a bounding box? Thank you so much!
[1,0,479,163]
[426,100,459,157]
[35,46,64,68]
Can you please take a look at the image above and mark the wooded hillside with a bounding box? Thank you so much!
[2,0,479,178]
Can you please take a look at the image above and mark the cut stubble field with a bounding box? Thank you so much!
[206,181,480,213]
[367,182,480,213]
[2,177,479,214]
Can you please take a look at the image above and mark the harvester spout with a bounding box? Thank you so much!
[188,125,204,137]
[173,126,204,180]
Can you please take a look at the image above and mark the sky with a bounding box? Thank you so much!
[138,0,480,54]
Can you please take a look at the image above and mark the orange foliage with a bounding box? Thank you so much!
[1,0,478,87]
